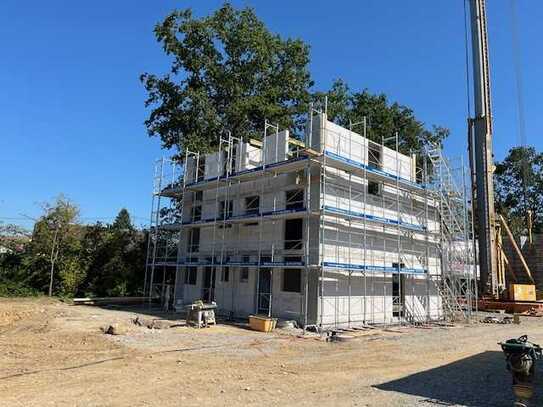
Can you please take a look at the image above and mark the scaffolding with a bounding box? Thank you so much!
[426,145,478,320]
[144,156,185,307]
[145,110,476,327]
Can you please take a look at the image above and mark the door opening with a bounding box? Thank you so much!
[257,268,272,316]
[392,266,405,318]
[203,266,216,303]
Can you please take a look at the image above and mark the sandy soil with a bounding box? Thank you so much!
[1,297,542,407]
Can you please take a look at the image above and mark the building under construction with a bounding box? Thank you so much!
[145,111,476,328]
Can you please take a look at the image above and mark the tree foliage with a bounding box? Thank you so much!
[82,220,146,297]
[0,224,35,297]
[0,201,146,298]
[141,3,313,154]
[24,196,81,294]
[312,79,449,158]
[112,208,133,232]
[142,4,448,164]
[494,146,543,236]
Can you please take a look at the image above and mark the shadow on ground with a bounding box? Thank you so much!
[375,351,543,406]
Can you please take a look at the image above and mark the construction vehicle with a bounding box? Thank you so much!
[467,0,535,304]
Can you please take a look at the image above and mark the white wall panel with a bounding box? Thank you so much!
[264,130,289,165]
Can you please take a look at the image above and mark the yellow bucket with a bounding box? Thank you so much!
[249,315,277,332]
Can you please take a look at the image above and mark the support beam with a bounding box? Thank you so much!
[499,214,534,284]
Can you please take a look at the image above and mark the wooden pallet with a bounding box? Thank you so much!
[72,296,149,306]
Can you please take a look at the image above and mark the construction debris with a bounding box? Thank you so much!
[73,297,147,306]
[132,316,173,330]
[481,316,513,324]
[101,324,126,335]
[522,307,543,317]
[326,331,355,343]
[276,320,298,329]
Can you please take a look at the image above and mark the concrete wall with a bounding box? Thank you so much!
[323,120,368,165]
[176,266,257,316]
[180,266,203,304]
[182,173,307,224]
[382,145,413,181]
[271,269,304,321]
[322,166,438,230]
[184,131,292,180]
[214,267,256,317]
[307,113,416,182]
[236,142,262,172]
[204,151,222,179]
[264,130,289,165]
[175,265,441,326]
[317,270,441,326]
[185,157,195,184]
[180,217,311,264]
[175,265,305,322]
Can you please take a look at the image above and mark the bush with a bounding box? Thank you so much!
[0,278,41,297]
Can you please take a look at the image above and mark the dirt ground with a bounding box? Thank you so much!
[1,298,542,406]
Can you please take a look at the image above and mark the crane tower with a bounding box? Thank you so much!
[468,0,499,296]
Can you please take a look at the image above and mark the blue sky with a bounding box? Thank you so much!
[1,1,541,229]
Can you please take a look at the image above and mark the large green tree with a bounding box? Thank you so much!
[312,79,449,158]
[141,3,313,154]
[494,146,543,236]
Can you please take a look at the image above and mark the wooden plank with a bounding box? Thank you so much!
[300,148,320,157]
[72,296,149,305]
[499,214,534,283]
[288,138,306,148]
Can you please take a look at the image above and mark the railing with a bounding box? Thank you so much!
[424,143,475,322]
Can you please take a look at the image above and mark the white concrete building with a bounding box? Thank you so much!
[145,112,476,328]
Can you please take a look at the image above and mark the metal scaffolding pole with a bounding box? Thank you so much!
[319,111,327,330]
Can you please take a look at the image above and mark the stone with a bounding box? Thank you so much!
[102,324,125,335]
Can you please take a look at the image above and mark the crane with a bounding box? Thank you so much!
[468,0,534,300]
[467,0,499,297]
